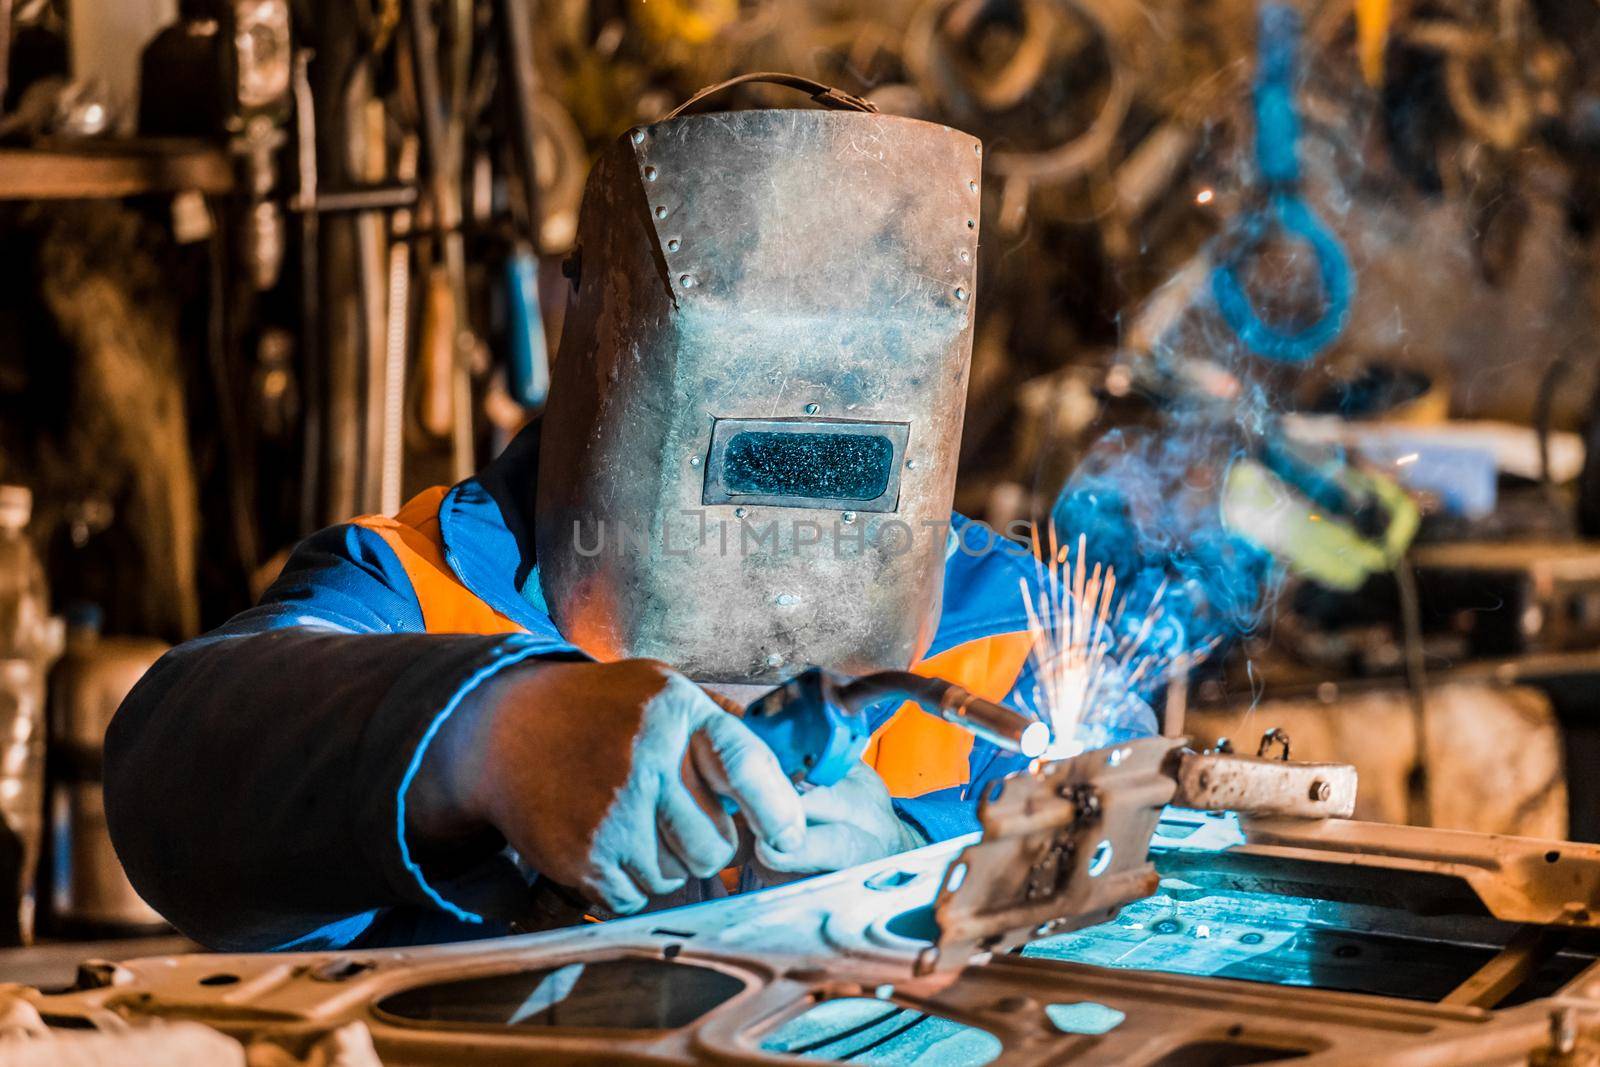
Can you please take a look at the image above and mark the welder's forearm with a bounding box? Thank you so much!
[103,628,557,951]
[403,657,547,845]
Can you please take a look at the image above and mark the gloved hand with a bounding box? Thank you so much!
[752,760,924,879]
[1221,456,1418,591]
[411,658,806,915]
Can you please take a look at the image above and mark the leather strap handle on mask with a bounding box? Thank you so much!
[661,72,879,121]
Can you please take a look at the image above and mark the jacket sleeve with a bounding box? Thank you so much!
[103,523,580,952]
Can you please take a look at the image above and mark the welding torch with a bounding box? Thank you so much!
[741,668,1051,790]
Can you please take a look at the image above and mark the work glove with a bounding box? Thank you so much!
[1221,457,1418,592]
[412,658,806,916]
[751,760,924,880]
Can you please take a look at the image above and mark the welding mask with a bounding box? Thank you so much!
[536,74,982,684]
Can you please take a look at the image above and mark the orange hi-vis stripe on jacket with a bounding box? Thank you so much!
[354,488,1035,799]
[862,631,1034,796]
[355,488,525,635]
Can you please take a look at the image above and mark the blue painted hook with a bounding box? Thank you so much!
[1210,4,1353,364]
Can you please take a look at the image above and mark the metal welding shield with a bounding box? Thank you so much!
[536,74,982,684]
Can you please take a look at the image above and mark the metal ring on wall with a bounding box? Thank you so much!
[1401,6,1536,152]
[904,0,1132,185]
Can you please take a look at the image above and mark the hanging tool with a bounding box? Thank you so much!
[291,49,323,535]
[504,247,550,408]
[380,137,420,515]
[0,0,11,114]
[1356,0,1393,86]
[498,0,551,410]
[1401,0,1541,152]
[406,0,478,481]
[742,668,1051,789]
[1209,4,1354,364]
[418,264,458,439]
[629,0,742,49]
[356,88,390,515]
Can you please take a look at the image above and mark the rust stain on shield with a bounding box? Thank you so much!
[537,105,982,683]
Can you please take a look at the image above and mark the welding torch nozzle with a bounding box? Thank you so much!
[837,672,1051,759]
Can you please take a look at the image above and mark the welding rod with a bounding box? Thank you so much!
[836,672,1051,758]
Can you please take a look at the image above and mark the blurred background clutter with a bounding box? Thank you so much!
[0,0,1598,947]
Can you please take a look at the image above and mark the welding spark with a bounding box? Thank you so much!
[1019,527,1221,758]
[1020,529,1114,760]
[1020,529,1188,760]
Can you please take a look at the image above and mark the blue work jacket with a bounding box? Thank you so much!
[103,425,1091,952]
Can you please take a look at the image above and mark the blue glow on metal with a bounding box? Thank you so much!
[1152,808,1248,852]
[1023,888,1326,984]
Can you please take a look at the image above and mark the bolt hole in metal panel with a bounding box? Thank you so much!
[371,958,743,1030]
[1045,1001,1125,1035]
[759,997,1001,1064]
[865,869,920,892]
[885,904,940,942]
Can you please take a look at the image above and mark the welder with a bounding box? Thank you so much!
[102,77,1126,954]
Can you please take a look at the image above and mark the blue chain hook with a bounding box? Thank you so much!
[1210,4,1354,364]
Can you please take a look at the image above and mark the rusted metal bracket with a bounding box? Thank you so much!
[1169,746,1358,819]
[923,732,1361,973]
[924,736,1184,973]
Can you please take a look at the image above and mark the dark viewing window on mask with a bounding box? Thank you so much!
[702,418,909,512]
[723,431,893,501]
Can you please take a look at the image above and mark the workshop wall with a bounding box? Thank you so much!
[2,0,1598,628]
